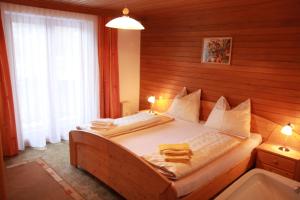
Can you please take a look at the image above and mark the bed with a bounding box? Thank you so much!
[69,100,280,200]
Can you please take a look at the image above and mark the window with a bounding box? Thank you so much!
[1,4,99,149]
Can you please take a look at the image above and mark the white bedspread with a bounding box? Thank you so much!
[112,118,262,197]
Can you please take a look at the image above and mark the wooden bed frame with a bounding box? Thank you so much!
[69,100,281,200]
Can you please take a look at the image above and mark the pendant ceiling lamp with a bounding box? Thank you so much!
[105,8,145,30]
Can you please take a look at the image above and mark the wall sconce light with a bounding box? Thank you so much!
[279,123,294,152]
[147,96,156,114]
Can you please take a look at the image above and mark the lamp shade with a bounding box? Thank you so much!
[147,96,156,104]
[106,16,144,30]
[281,123,293,136]
[105,8,145,30]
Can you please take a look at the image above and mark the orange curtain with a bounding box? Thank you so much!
[0,11,18,156]
[98,16,121,118]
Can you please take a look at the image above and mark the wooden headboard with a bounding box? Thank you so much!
[153,99,280,142]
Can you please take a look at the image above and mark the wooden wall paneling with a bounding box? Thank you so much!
[139,0,300,147]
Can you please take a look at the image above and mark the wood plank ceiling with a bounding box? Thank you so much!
[0,0,254,17]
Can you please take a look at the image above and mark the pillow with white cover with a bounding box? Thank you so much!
[167,89,201,123]
[205,96,251,138]
[164,87,186,114]
[174,87,187,98]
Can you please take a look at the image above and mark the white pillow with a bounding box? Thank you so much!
[204,96,230,130]
[167,89,201,123]
[166,87,187,112]
[175,87,187,98]
[205,96,251,138]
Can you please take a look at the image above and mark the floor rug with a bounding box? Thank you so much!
[6,158,84,200]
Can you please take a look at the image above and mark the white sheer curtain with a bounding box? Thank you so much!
[1,3,99,150]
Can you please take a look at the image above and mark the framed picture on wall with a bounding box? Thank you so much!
[201,37,232,65]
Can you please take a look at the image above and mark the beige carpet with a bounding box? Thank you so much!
[6,159,83,200]
[5,142,123,200]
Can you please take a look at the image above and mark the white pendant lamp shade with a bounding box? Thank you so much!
[105,8,145,30]
[106,16,144,30]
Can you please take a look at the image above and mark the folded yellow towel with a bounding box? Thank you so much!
[159,143,190,152]
[161,149,192,156]
[164,155,191,163]
[158,143,192,163]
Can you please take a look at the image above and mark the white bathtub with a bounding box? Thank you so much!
[215,168,300,200]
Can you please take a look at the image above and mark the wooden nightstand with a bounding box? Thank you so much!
[256,143,300,181]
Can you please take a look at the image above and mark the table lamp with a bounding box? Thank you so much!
[147,96,156,113]
[279,123,293,152]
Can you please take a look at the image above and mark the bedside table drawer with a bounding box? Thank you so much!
[259,163,294,179]
[257,151,296,173]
